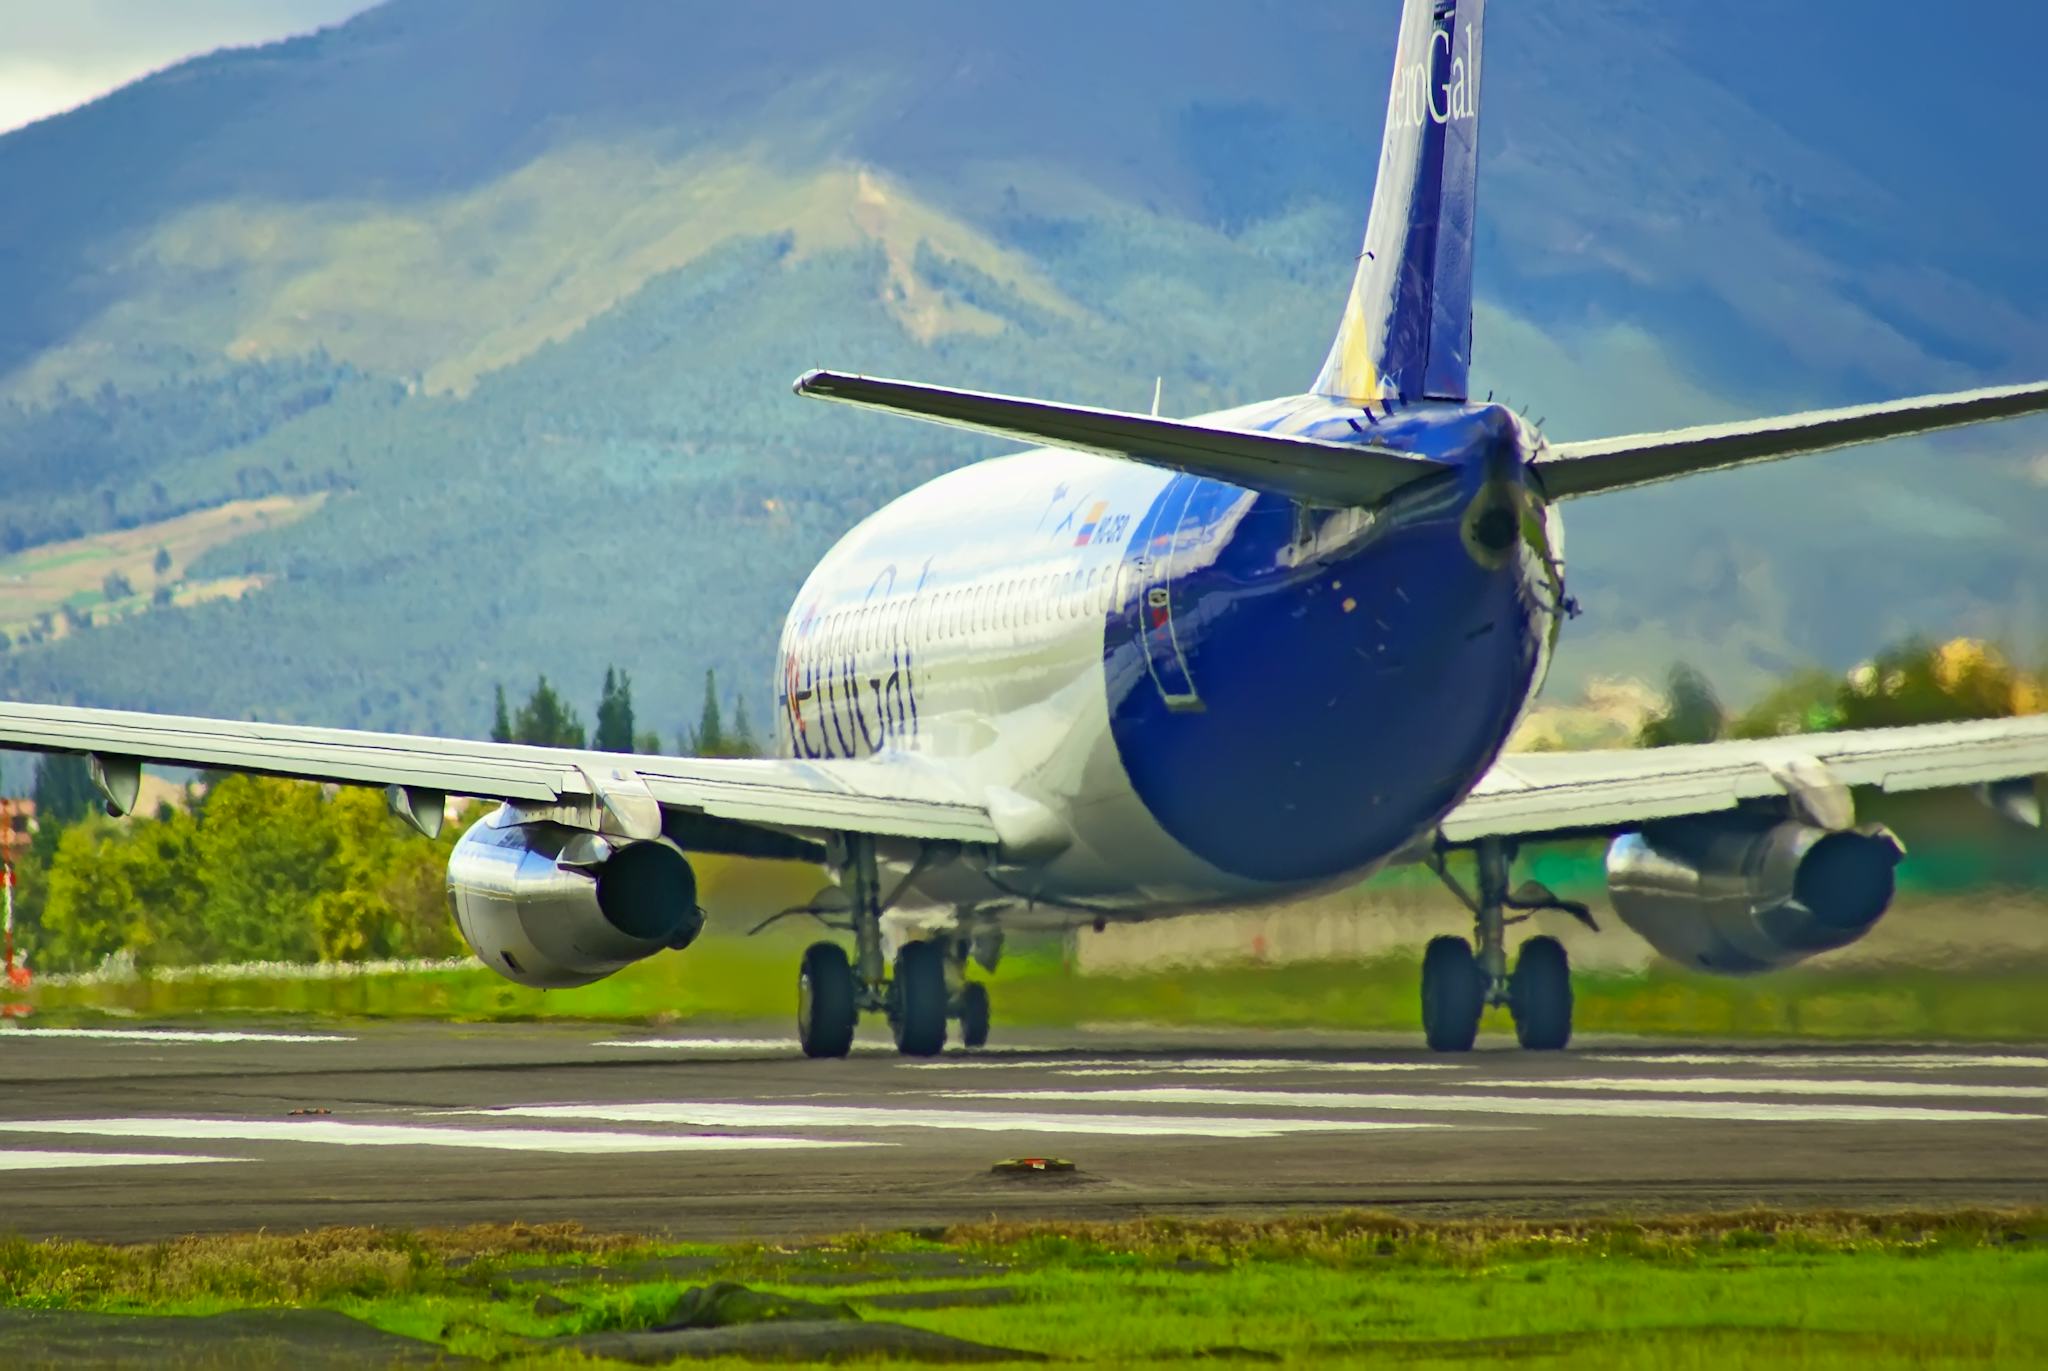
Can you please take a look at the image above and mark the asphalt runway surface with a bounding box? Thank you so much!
[3,1021,2046,1242]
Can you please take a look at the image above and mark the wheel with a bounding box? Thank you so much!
[889,940,948,1057]
[1509,935,1573,1051]
[797,942,857,1059]
[957,982,991,1050]
[1421,935,1484,1052]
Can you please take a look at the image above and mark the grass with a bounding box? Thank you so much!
[2,1211,2045,1366]
[23,926,2048,1043]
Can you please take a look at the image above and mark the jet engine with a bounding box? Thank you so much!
[446,807,703,989]
[1605,815,1903,975]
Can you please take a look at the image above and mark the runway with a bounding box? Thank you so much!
[2,1021,2045,1242]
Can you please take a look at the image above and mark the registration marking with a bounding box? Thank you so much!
[951,1086,2045,1125]
[0,1118,881,1153]
[452,1101,1446,1140]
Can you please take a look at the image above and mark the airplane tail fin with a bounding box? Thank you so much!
[1313,0,1486,407]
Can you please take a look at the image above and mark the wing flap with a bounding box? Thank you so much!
[1445,715,2048,843]
[1536,380,2048,500]
[793,369,1449,506]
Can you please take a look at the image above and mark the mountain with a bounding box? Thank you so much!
[0,0,2043,749]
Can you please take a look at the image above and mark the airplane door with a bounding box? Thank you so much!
[1131,474,1205,713]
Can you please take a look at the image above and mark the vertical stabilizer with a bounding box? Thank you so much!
[1313,0,1486,406]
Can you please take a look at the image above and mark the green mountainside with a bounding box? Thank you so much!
[0,0,2043,745]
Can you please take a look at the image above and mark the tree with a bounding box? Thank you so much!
[511,675,585,748]
[729,694,760,758]
[101,570,134,600]
[1637,663,1725,748]
[152,546,172,576]
[594,666,636,752]
[633,729,664,754]
[30,753,99,867]
[489,684,513,744]
[687,669,725,755]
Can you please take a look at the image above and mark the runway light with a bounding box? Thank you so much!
[991,1156,1076,1174]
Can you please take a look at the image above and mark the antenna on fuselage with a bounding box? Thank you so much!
[1151,377,1163,418]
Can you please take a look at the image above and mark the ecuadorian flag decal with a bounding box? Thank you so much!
[1073,500,1110,546]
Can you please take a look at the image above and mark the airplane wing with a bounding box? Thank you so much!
[1535,380,2048,500]
[0,701,998,849]
[792,369,1449,506]
[1442,715,2048,844]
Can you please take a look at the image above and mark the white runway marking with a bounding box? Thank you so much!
[908,1058,1462,1076]
[0,1118,881,1153]
[0,1149,245,1171]
[1585,1052,2048,1071]
[593,1037,890,1054]
[1470,1076,2048,1101]
[453,1101,1446,1140]
[0,1027,351,1044]
[954,1086,2044,1125]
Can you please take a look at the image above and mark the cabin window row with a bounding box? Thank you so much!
[797,563,1128,657]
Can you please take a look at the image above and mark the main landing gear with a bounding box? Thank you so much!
[1422,838,1594,1052]
[795,835,992,1059]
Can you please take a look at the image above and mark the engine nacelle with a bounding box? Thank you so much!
[446,807,703,988]
[1605,815,1903,975]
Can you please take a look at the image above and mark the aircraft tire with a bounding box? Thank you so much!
[890,941,948,1057]
[797,942,857,1059]
[957,981,991,1050]
[1421,935,1484,1052]
[1510,935,1573,1051]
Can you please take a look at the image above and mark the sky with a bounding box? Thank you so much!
[0,0,378,134]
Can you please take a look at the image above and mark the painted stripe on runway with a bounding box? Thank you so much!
[0,1150,245,1171]
[0,1118,881,1153]
[1585,1052,2048,1071]
[908,1058,1462,1076]
[0,1027,351,1044]
[452,1101,1446,1140]
[1469,1076,2048,1100]
[593,1037,889,1054]
[951,1086,2044,1125]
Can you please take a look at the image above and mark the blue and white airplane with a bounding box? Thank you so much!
[3,0,2046,1057]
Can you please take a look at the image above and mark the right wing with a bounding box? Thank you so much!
[0,700,998,850]
[1535,379,2048,500]
[793,369,1450,506]
[1444,715,2048,844]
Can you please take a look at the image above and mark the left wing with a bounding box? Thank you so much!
[1443,715,2048,844]
[0,701,998,847]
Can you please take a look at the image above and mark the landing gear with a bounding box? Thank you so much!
[797,942,857,1059]
[1510,935,1572,1051]
[888,939,948,1056]
[1420,936,1484,1052]
[790,834,995,1057]
[1423,838,1593,1052]
[956,981,991,1050]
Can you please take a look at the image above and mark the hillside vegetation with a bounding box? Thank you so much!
[0,0,2043,740]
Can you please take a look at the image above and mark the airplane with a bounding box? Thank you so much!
[3,0,2046,1059]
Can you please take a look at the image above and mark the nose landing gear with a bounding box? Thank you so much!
[1422,838,1593,1051]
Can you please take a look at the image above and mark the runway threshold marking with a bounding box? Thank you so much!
[449,1101,1448,1140]
[952,1087,2046,1125]
[0,1149,245,1171]
[0,1118,883,1153]
[1468,1076,2048,1100]
[0,1027,352,1044]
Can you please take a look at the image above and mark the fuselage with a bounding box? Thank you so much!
[773,394,1564,927]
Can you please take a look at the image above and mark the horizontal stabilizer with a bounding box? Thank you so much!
[1536,379,2048,500]
[793,370,1450,506]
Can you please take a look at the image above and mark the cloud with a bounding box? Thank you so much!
[0,1,378,134]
